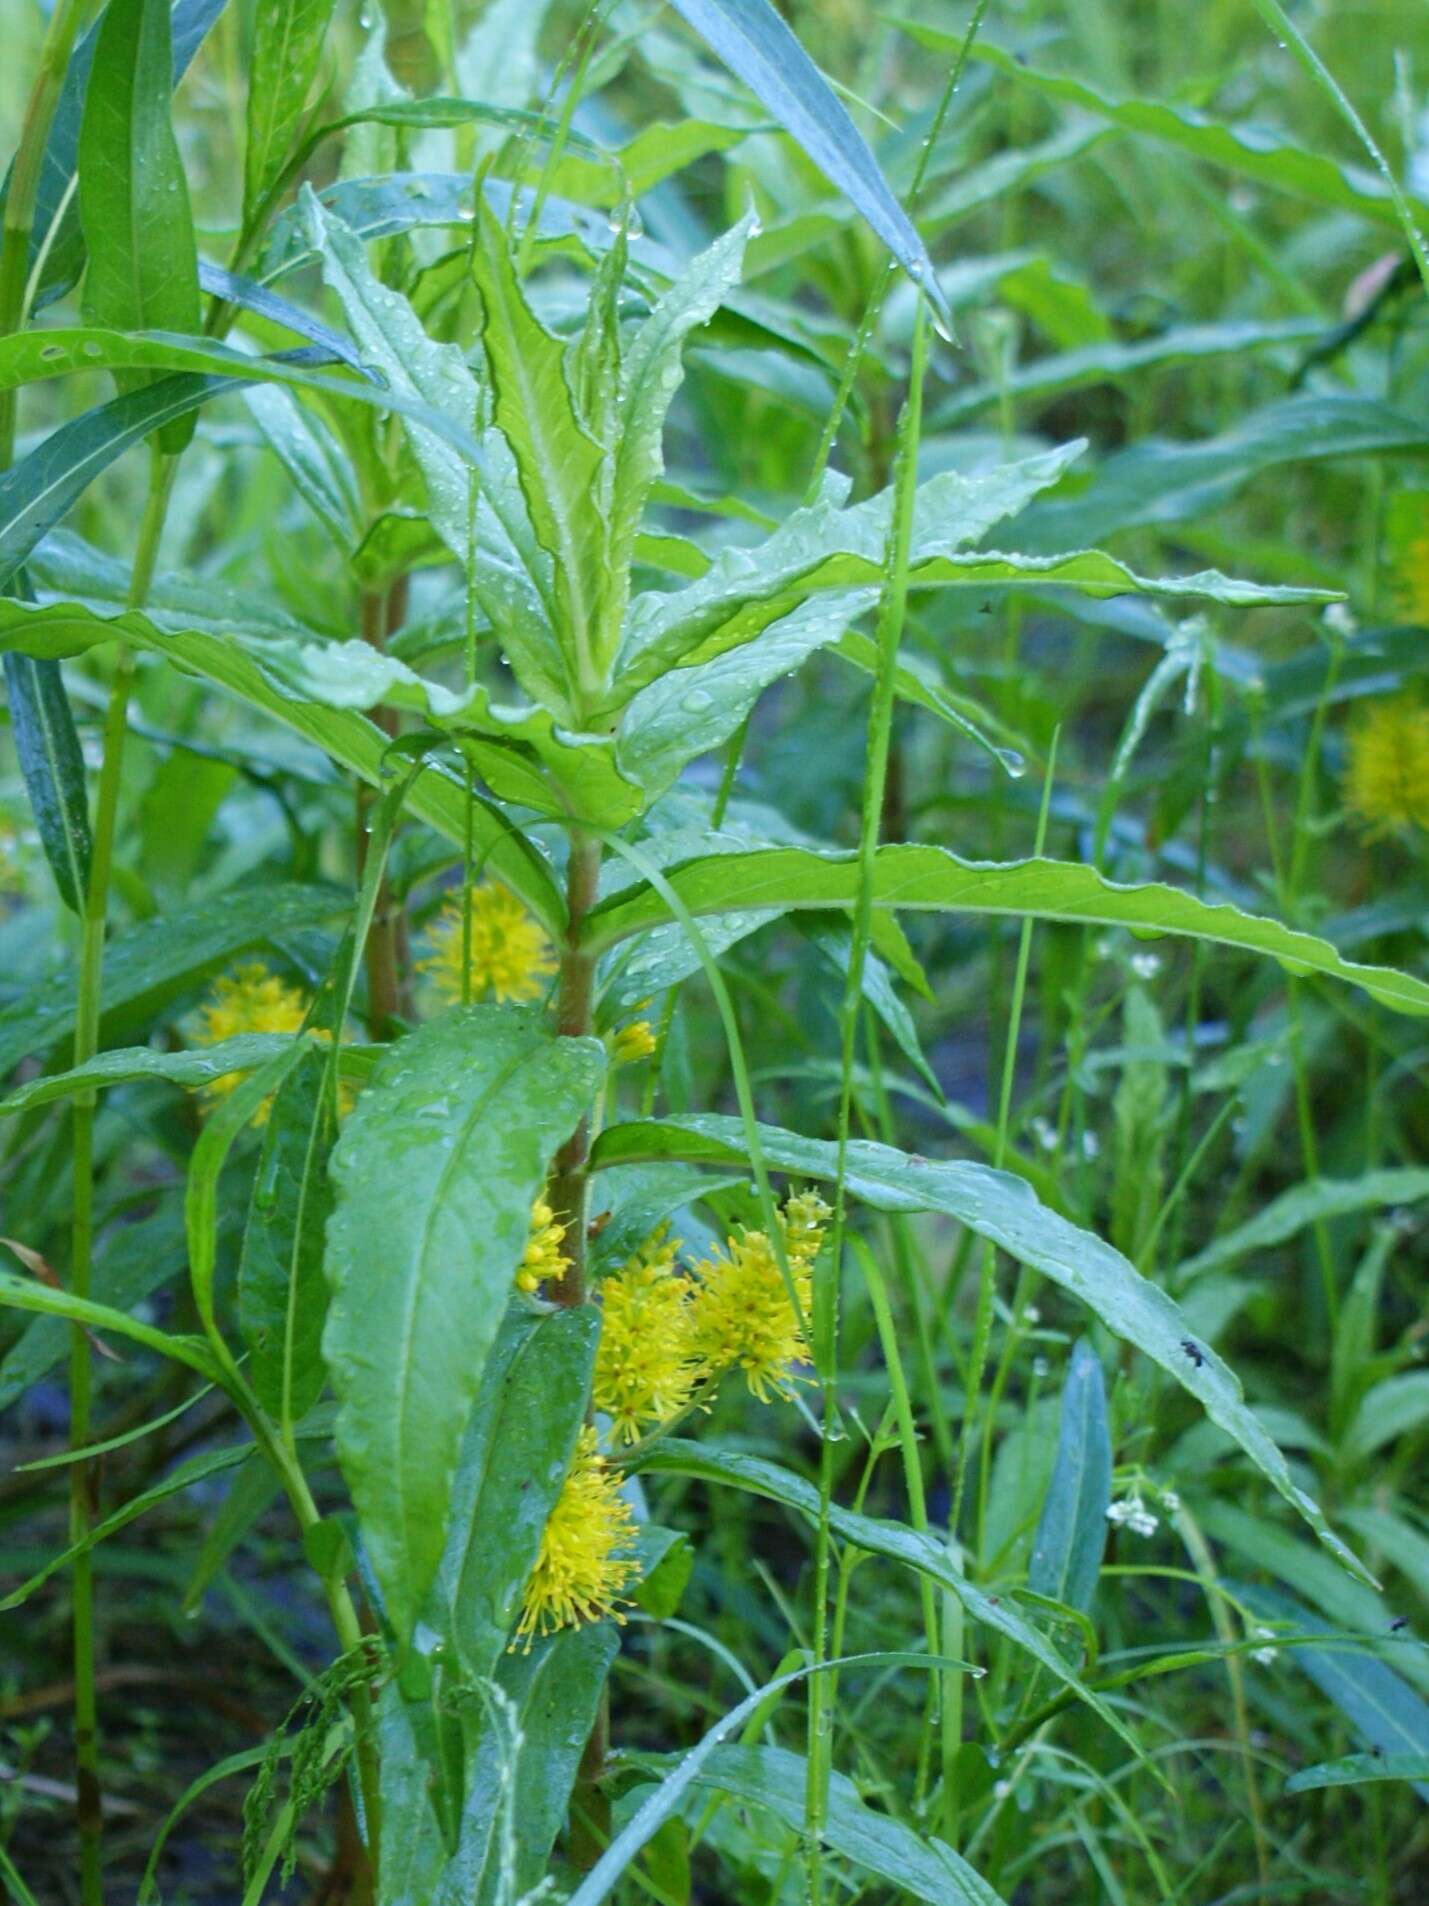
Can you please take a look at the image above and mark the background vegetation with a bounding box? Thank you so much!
[1,1,1427,1902]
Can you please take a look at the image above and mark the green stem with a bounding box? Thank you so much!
[807,299,929,1905]
[549,828,603,1301]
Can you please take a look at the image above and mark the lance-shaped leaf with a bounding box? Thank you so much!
[576,843,1429,1019]
[238,1046,335,1426]
[0,882,344,1081]
[606,443,1333,713]
[666,0,948,324]
[300,190,569,714]
[605,213,755,653]
[596,1116,1372,1582]
[2,651,91,914]
[244,0,340,224]
[323,1007,605,1647]
[1029,1340,1112,1613]
[78,0,201,453]
[470,196,605,706]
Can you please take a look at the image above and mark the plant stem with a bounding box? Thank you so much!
[61,445,174,1899]
[549,828,602,1304]
[356,581,409,1036]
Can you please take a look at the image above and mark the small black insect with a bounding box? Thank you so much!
[1181,1339,1205,1368]
[1390,1617,1409,1633]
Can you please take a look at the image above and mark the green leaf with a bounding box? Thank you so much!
[632,1442,1127,1725]
[244,0,340,224]
[461,1622,619,1903]
[2,651,91,913]
[933,319,1325,428]
[0,882,344,1081]
[1286,1753,1429,1794]
[1029,1340,1111,1613]
[606,214,755,651]
[0,1261,220,1384]
[1012,395,1429,553]
[238,1046,335,1426]
[0,0,224,314]
[0,1438,252,1612]
[433,1305,598,1677]
[0,575,564,932]
[665,0,949,327]
[470,195,606,706]
[78,0,202,453]
[599,1120,1370,1580]
[578,843,1429,1019]
[616,589,876,797]
[244,383,361,551]
[608,448,1331,712]
[1239,1584,1429,1798]
[541,119,749,205]
[952,39,1429,232]
[635,1742,1009,1906]
[1179,1169,1429,1279]
[0,1032,319,1114]
[323,1006,605,1647]
[1347,1374,1429,1465]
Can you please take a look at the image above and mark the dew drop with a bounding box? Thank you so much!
[996,748,1025,779]
[681,687,714,712]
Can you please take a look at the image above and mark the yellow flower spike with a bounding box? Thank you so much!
[1344,697,1429,836]
[418,882,556,1006]
[609,1019,658,1066]
[1385,491,1429,624]
[514,1426,638,1647]
[516,1199,569,1294]
[781,1187,833,1272]
[192,963,311,1124]
[592,1228,699,1443]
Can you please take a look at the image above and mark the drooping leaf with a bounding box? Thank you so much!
[0,1262,220,1384]
[2,652,91,914]
[0,569,564,932]
[576,843,1429,1019]
[1029,1340,1112,1613]
[632,1742,1009,1906]
[0,1032,321,1114]
[665,0,948,325]
[78,0,202,453]
[1286,1753,1429,1794]
[597,1119,1371,1579]
[322,1007,604,1646]
[0,882,344,1081]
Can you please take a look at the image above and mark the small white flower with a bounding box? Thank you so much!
[1130,952,1161,979]
[1107,1493,1159,1537]
[1023,1305,1041,1326]
[1250,1625,1279,1665]
[993,1779,1013,1802]
[1030,1115,1058,1153]
[1322,601,1358,639]
[1160,1489,1181,1514]
[1032,1356,1050,1379]
[1081,1130,1101,1161]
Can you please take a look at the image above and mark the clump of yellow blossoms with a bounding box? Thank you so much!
[419,883,556,1006]
[192,963,311,1123]
[591,1228,699,1443]
[609,1019,657,1065]
[516,1199,569,1294]
[1386,492,1429,624]
[514,1427,637,1648]
[688,1189,831,1401]
[1344,697,1429,835]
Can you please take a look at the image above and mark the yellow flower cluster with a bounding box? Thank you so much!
[516,1199,569,1294]
[591,1228,698,1443]
[515,1189,831,1645]
[1344,697,1429,835]
[1386,492,1429,624]
[688,1189,831,1402]
[514,1427,637,1648]
[191,963,312,1124]
[609,1018,657,1065]
[419,883,556,1006]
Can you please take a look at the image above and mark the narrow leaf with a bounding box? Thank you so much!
[1029,1340,1112,1612]
[2,651,91,913]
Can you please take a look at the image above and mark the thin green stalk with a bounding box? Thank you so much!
[808,298,929,1905]
[63,444,174,1899]
[965,732,1059,1561]
[548,829,604,1306]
